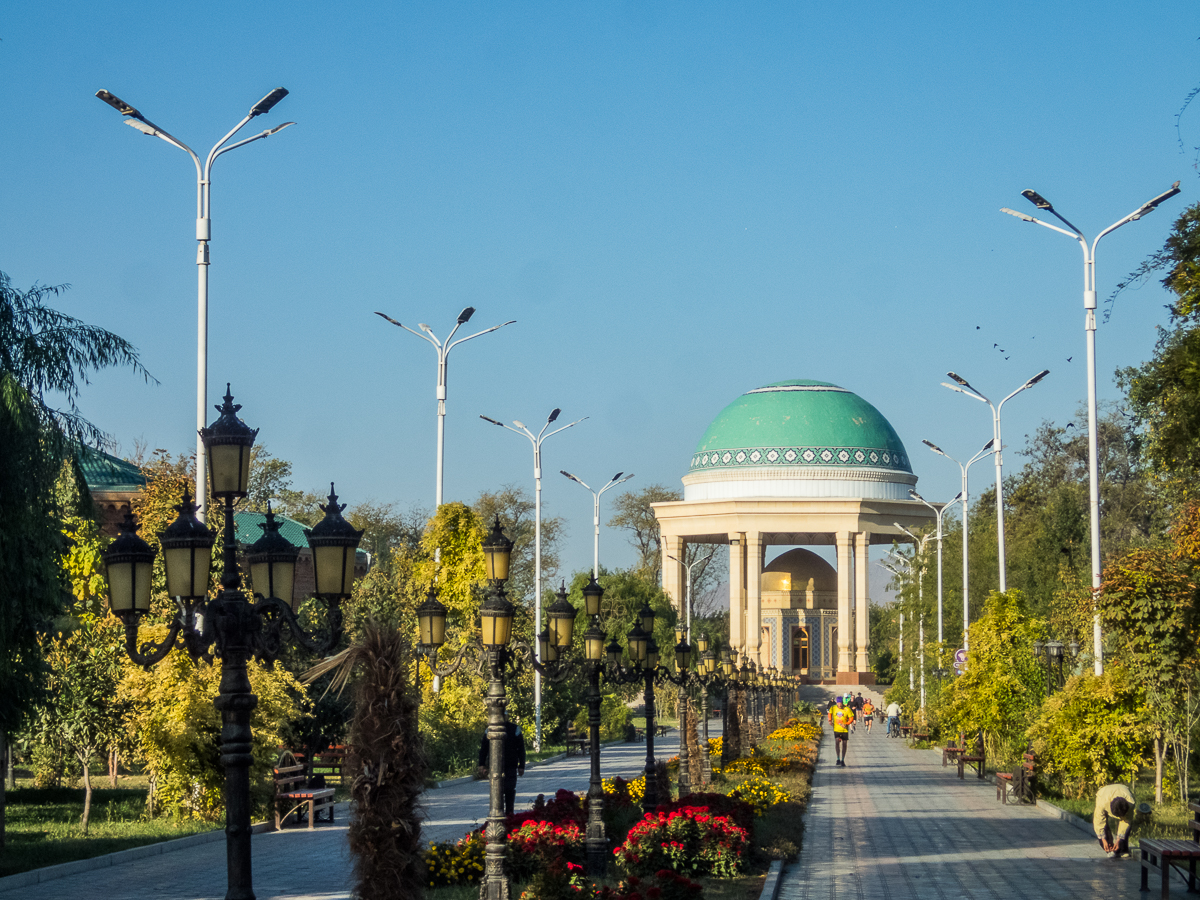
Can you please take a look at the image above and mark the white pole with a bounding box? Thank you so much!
[1002,183,1180,675]
[668,549,715,643]
[483,411,586,750]
[561,472,633,581]
[961,464,970,652]
[96,87,293,521]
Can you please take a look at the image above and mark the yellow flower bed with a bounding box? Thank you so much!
[707,737,722,756]
[602,775,645,803]
[768,723,822,742]
[728,773,793,816]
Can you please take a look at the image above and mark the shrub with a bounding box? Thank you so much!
[573,694,634,742]
[423,830,485,887]
[728,775,792,816]
[1026,665,1151,798]
[767,722,821,743]
[518,858,590,900]
[604,774,645,804]
[599,871,704,900]
[614,805,748,878]
[507,819,584,882]
[653,793,755,834]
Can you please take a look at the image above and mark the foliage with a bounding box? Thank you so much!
[0,272,149,737]
[599,871,705,900]
[765,723,821,743]
[473,484,563,607]
[573,693,633,742]
[423,829,484,887]
[119,626,304,819]
[727,775,792,817]
[346,623,426,900]
[517,858,590,900]
[604,774,645,805]
[614,805,748,878]
[1026,667,1151,798]
[940,590,1046,764]
[507,818,584,882]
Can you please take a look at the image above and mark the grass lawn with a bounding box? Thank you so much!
[0,778,219,878]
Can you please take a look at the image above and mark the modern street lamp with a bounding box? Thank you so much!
[921,438,994,653]
[375,308,515,508]
[942,370,1050,592]
[884,551,925,709]
[1002,182,1181,674]
[666,547,716,641]
[909,488,961,648]
[560,470,634,578]
[480,409,586,750]
[102,386,361,900]
[417,521,580,899]
[95,88,294,522]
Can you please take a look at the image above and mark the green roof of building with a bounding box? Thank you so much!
[234,511,311,549]
[689,380,911,474]
[79,446,147,493]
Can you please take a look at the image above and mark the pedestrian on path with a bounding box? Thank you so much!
[1093,784,1136,859]
[862,698,874,732]
[829,696,855,766]
[478,720,526,816]
[885,699,901,737]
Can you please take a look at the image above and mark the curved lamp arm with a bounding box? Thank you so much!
[123,617,186,669]
[252,595,346,662]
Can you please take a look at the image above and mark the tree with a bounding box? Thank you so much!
[0,273,151,733]
[608,484,721,599]
[1100,505,1200,800]
[473,484,563,607]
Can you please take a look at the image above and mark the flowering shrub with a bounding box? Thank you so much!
[604,774,645,804]
[767,722,821,742]
[508,819,585,882]
[615,806,748,878]
[728,775,792,816]
[508,788,587,831]
[518,858,591,900]
[707,737,722,757]
[422,829,484,886]
[653,793,755,833]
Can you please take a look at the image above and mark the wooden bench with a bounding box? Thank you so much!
[273,764,335,830]
[1188,800,1200,843]
[899,724,913,739]
[996,748,1036,804]
[565,725,588,757]
[1140,839,1200,897]
[311,744,347,786]
[942,732,965,767]
[911,731,930,746]
[957,732,986,780]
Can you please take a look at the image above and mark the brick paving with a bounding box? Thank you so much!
[781,693,1147,900]
[0,737,670,899]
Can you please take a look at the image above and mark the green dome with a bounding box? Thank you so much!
[689,380,911,475]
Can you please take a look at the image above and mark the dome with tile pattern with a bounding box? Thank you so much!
[682,380,916,502]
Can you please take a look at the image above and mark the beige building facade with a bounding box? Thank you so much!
[652,380,934,685]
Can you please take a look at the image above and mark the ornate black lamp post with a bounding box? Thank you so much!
[662,627,693,796]
[102,387,362,900]
[693,634,724,786]
[416,518,580,900]
[1032,638,1079,697]
[580,575,608,876]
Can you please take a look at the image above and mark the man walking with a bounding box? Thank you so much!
[828,696,855,766]
[478,718,526,816]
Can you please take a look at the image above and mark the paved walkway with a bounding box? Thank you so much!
[782,691,1146,900]
[0,737,670,900]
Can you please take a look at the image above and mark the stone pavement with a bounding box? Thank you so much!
[0,736,669,900]
[781,695,1147,900]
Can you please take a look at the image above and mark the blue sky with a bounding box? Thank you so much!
[3,2,1198,596]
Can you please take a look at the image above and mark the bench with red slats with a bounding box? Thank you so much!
[1139,838,1200,898]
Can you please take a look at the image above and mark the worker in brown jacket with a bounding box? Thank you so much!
[1093,784,1135,859]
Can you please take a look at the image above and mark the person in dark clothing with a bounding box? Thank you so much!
[478,720,526,816]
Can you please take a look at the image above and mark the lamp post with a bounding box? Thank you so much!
[942,370,1050,592]
[416,520,580,900]
[95,89,293,522]
[909,488,961,648]
[666,548,716,641]
[561,470,634,578]
[883,553,924,709]
[693,634,723,786]
[921,438,994,652]
[1032,638,1080,697]
[580,576,608,875]
[102,387,361,900]
[480,409,586,750]
[376,308,515,509]
[1002,183,1181,675]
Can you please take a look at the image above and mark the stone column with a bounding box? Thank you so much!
[836,531,853,674]
[855,532,871,673]
[746,532,764,667]
[662,533,685,619]
[728,535,745,656]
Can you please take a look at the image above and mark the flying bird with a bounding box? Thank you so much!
[1067,357,1073,362]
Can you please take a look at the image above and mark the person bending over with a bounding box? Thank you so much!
[1093,784,1135,859]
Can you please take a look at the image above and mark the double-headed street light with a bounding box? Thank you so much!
[560,470,634,578]
[480,409,586,750]
[103,387,362,900]
[942,370,1050,592]
[1001,183,1181,675]
[908,488,961,647]
[666,547,716,642]
[95,88,294,522]
[416,519,584,898]
[375,307,515,509]
[921,439,994,652]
